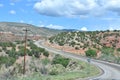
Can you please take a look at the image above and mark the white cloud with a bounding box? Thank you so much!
[80,27,88,31]
[33,0,120,17]
[103,0,120,15]
[9,10,16,14]
[34,0,98,17]
[0,4,4,7]
[46,24,64,29]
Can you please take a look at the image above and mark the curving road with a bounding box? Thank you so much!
[34,40,120,80]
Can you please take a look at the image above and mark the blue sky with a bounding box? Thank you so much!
[0,0,120,31]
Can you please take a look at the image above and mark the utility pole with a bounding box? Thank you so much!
[23,28,30,74]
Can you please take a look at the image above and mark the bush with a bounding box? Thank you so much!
[6,49,17,58]
[42,58,50,65]
[0,42,16,47]
[31,49,41,58]
[43,51,49,57]
[52,54,70,67]
[117,48,120,52]
[18,46,24,50]
[0,56,16,68]
[58,42,64,46]
[28,51,33,56]
[0,56,8,65]
[75,47,79,50]
[29,42,38,49]
[85,49,97,57]
[49,64,65,75]
[17,48,24,56]
[101,47,114,55]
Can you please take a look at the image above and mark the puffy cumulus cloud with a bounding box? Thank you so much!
[93,0,120,15]
[80,27,88,31]
[46,24,64,29]
[34,0,98,17]
[103,0,120,15]
[33,0,120,17]
[9,10,16,14]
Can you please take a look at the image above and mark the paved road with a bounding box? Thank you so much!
[34,40,120,80]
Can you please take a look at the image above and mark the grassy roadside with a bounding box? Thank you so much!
[6,60,100,80]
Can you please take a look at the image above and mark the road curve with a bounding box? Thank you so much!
[34,40,120,80]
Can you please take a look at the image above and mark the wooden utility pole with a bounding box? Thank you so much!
[23,28,30,74]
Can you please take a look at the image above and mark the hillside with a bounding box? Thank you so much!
[0,22,64,37]
[49,30,120,63]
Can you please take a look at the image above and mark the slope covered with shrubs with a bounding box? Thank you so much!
[49,30,120,64]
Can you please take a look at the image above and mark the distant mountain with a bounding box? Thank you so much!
[61,29,77,32]
[0,22,65,37]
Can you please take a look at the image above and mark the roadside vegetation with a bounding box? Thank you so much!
[2,58,100,80]
[0,40,100,80]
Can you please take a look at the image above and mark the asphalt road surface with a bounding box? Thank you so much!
[34,40,120,80]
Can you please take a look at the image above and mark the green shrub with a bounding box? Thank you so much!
[28,51,33,56]
[42,58,50,65]
[75,47,79,50]
[18,46,24,50]
[52,54,70,67]
[117,48,120,52]
[31,49,41,58]
[29,42,38,49]
[58,42,64,46]
[101,47,114,55]
[6,49,17,58]
[38,48,45,52]
[0,56,8,65]
[43,51,49,57]
[17,48,24,56]
[0,56,16,68]
[0,42,16,47]
[85,49,97,57]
